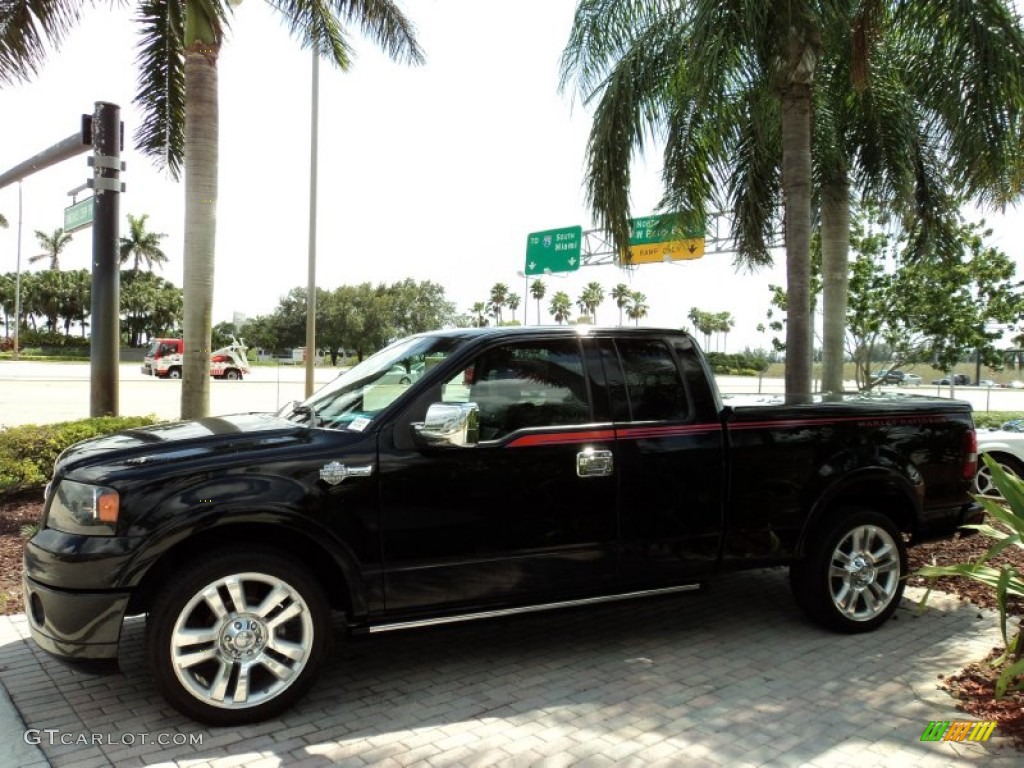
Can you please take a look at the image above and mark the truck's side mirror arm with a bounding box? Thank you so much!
[413,402,480,448]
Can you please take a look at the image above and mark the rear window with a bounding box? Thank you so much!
[615,339,689,422]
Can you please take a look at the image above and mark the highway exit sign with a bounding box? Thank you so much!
[525,226,582,275]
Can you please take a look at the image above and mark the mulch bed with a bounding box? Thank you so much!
[2,489,1022,744]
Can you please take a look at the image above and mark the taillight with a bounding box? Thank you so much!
[963,429,978,479]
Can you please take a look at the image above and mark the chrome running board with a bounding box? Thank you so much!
[367,583,701,634]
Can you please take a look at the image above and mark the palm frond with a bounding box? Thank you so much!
[897,0,1024,205]
[132,0,186,178]
[0,0,85,85]
[559,0,678,98]
[271,0,422,69]
[580,13,685,262]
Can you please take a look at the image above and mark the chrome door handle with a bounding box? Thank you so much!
[577,448,613,477]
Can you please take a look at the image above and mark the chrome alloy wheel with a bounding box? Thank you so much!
[170,572,314,710]
[827,524,901,622]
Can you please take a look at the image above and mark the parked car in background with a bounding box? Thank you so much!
[978,379,997,388]
[932,374,971,386]
[975,425,1024,497]
[900,373,922,386]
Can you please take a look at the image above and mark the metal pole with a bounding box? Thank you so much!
[89,102,122,417]
[304,48,319,399]
[13,182,22,359]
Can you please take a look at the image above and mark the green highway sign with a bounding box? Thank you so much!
[525,226,582,275]
[64,197,94,233]
[629,213,705,245]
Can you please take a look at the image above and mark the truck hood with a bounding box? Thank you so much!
[54,413,340,478]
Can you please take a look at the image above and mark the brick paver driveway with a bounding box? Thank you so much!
[0,568,1018,767]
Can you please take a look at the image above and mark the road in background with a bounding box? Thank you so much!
[0,361,340,426]
[2,362,1022,426]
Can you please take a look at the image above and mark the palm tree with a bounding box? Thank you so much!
[627,291,648,326]
[813,13,1024,395]
[549,291,572,325]
[29,229,73,270]
[120,213,169,272]
[530,279,546,325]
[488,282,509,325]
[0,212,7,228]
[562,1,820,402]
[2,1,424,419]
[470,301,488,328]
[507,293,521,325]
[561,1,1024,403]
[581,281,604,324]
[611,283,631,325]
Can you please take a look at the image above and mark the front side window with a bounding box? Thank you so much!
[443,340,590,441]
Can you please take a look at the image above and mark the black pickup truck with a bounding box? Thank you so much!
[23,326,981,724]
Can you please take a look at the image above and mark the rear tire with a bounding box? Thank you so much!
[147,550,331,725]
[790,509,906,633]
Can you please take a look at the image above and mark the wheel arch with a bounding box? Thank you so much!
[796,468,917,557]
[125,519,365,620]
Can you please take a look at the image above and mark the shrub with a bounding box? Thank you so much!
[916,454,1024,697]
[0,415,159,496]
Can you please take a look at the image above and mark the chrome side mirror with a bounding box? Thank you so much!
[413,402,479,447]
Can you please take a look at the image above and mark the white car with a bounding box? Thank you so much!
[900,373,922,386]
[975,425,1024,496]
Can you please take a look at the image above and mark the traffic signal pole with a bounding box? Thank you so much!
[0,103,123,417]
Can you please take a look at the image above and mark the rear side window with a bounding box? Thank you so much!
[616,339,689,422]
[444,340,590,440]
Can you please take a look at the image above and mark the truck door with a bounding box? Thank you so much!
[597,336,725,584]
[378,337,619,614]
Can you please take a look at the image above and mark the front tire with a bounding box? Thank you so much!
[147,551,331,725]
[167,367,182,380]
[790,509,906,633]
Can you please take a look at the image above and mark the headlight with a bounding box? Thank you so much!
[46,480,120,536]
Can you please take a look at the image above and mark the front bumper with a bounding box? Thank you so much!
[911,501,985,545]
[22,573,130,663]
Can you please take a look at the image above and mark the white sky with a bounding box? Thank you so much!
[1,0,1021,351]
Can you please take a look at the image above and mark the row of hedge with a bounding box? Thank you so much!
[0,416,159,496]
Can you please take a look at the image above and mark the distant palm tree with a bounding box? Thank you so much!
[580,281,604,323]
[549,291,572,325]
[507,293,521,325]
[530,279,546,325]
[29,229,73,270]
[627,291,648,326]
[611,283,631,325]
[489,282,509,324]
[120,213,169,272]
[470,301,488,327]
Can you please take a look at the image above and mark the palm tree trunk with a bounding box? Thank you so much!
[820,180,850,397]
[781,80,814,405]
[180,45,219,419]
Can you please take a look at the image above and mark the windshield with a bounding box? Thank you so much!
[281,334,466,431]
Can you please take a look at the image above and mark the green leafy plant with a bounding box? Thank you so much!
[19,523,39,539]
[916,454,1024,697]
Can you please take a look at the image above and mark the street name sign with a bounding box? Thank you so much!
[525,226,582,275]
[64,196,94,233]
